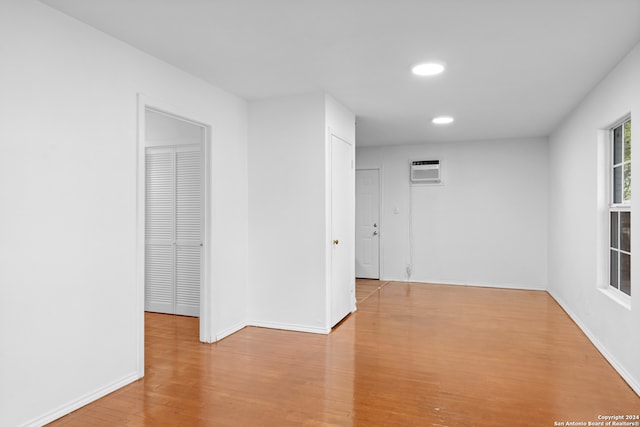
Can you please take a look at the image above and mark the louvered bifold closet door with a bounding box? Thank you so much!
[145,145,202,317]
[175,145,202,316]
[145,147,175,314]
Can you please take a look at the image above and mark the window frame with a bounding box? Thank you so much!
[608,117,631,299]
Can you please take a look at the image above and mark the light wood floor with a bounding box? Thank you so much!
[50,280,639,426]
[354,278,390,303]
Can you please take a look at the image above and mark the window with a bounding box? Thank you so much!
[609,118,631,296]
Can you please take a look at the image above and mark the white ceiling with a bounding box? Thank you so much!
[40,0,640,147]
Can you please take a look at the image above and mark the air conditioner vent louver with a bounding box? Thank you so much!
[410,160,441,183]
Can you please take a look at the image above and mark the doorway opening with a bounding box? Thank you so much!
[136,97,212,378]
[144,109,204,318]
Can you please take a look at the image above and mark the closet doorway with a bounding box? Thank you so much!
[144,109,205,317]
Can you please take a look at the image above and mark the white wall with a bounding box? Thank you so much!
[326,95,356,147]
[356,138,548,289]
[248,93,355,332]
[0,2,248,426]
[248,92,328,332]
[548,41,640,394]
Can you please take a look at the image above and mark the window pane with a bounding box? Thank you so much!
[614,125,623,164]
[610,250,619,289]
[624,163,631,202]
[621,211,631,252]
[614,166,622,203]
[611,211,619,249]
[624,120,631,162]
[620,253,631,296]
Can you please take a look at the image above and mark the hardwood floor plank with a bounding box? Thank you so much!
[48,281,639,426]
[355,279,389,303]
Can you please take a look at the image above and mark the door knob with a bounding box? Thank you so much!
[333,239,339,245]
[373,223,377,227]
[373,231,378,236]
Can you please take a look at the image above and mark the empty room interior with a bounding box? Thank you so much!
[2,1,640,426]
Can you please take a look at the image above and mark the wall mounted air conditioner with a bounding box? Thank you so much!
[410,160,441,183]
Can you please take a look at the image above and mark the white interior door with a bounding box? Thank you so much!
[331,134,355,327]
[355,169,380,279]
[145,144,202,317]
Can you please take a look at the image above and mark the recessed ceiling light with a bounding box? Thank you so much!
[432,116,454,124]
[412,62,445,76]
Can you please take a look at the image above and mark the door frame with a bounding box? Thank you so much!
[136,94,213,378]
[355,167,382,280]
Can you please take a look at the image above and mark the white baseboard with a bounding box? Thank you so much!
[215,321,247,341]
[216,319,332,341]
[248,320,330,335]
[379,275,406,282]
[422,279,544,291]
[548,289,640,397]
[22,372,140,427]
[379,276,545,291]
